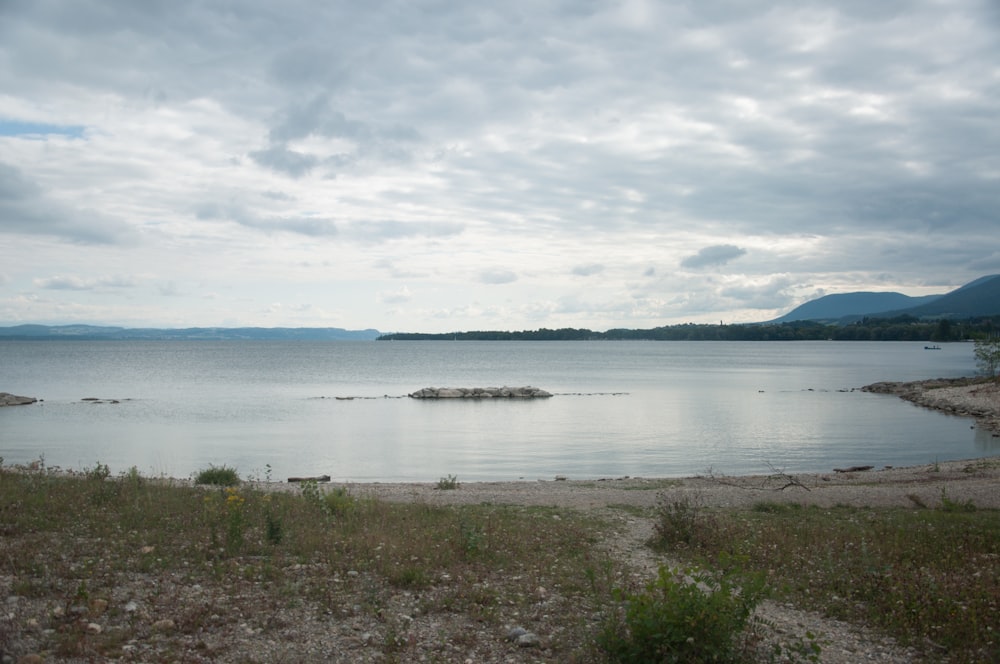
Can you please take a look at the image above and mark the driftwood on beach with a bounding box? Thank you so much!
[408,386,553,399]
[287,475,331,483]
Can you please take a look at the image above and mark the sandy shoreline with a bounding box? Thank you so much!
[9,376,1000,511]
[862,375,1000,433]
[4,377,998,663]
[237,377,999,511]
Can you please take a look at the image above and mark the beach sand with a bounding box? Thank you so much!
[248,377,1000,513]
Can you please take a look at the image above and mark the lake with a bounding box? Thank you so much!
[1,340,995,482]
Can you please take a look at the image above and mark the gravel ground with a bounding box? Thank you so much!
[4,378,999,662]
[243,454,1000,664]
[286,378,1000,663]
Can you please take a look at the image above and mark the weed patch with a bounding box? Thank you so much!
[597,565,767,663]
[436,474,459,490]
[194,464,240,486]
[653,499,1000,662]
[0,466,616,661]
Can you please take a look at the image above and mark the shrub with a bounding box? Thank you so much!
[85,462,111,482]
[974,337,1000,379]
[939,488,976,512]
[323,486,357,516]
[299,481,357,518]
[597,565,767,663]
[118,466,145,495]
[436,474,459,490]
[264,510,284,545]
[652,493,717,549]
[194,464,240,486]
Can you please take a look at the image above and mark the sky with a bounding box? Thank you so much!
[1,1,998,333]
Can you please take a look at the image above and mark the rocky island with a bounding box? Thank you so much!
[0,392,37,407]
[408,386,552,399]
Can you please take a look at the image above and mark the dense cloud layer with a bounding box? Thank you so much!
[1,0,998,330]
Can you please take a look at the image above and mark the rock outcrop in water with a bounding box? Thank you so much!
[0,392,38,407]
[862,377,1000,433]
[409,386,552,399]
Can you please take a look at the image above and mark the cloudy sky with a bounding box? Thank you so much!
[1,1,998,332]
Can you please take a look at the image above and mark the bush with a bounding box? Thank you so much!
[974,337,1000,378]
[299,481,357,518]
[194,465,240,486]
[436,474,459,490]
[652,493,718,549]
[323,486,357,516]
[85,462,111,482]
[597,565,767,663]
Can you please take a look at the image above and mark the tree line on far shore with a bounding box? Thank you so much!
[377,315,1000,343]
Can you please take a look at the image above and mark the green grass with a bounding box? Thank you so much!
[12,459,982,661]
[0,464,614,661]
[436,474,459,490]
[652,495,1000,663]
[193,464,240,486]
[597,565,771,663]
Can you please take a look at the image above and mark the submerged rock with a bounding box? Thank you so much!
[408,386,553,399]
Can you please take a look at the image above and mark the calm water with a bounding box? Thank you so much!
[1,340,995,482]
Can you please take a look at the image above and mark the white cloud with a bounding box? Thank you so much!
[478,269,518,285]
[681,245,748,269]
[0,0,997,331]
[571,264,605,277]
[378,286,412,304]
[34,274,138,290]
[0,162,137,245]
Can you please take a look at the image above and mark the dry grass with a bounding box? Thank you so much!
[6,457,997,662]
[652,495,1000,663]
[0,462,618,662]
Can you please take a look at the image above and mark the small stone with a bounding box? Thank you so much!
[152,618,175,632]
[124,600,139,613]
[90,598,109,617]
[85,622,102,634]
[517,632,541,647]
[506,626,527,641]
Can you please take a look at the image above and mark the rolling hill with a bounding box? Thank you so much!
[771,275,1000,323]
[0,325,382,340]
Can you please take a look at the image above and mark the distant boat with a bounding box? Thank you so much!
[924,345,942,350]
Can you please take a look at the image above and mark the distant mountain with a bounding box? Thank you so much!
[769,292,941,324]
[881,274,1000,319]
[769,274,1000,323]
[0,325,382,341]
